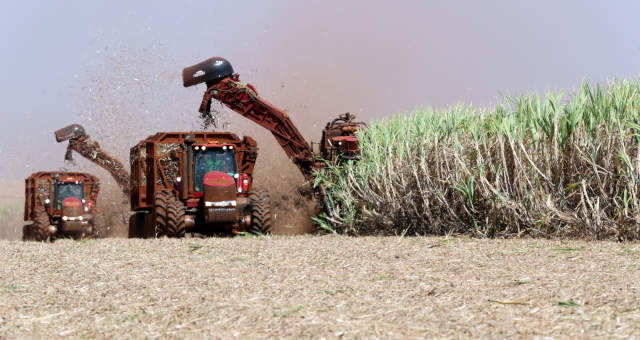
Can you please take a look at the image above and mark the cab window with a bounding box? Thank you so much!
[54,182,84,210]
[193,149,237,192]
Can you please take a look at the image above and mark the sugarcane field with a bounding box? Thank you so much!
[1,2,639,339]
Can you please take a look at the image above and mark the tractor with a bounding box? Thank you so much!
[128,131,271,238]
[23,172,104,241]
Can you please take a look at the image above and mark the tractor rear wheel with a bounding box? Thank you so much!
[165,193,187,238]
[249,190,273,234]
[23,204,50,241]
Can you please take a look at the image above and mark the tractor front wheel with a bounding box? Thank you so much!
[23,204,50,241]
[154,190,187,238]
[153,190,171,238]
[165,193,187,238]
[249,190,273,234]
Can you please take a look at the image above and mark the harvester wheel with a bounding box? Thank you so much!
[24,205,50,241]
[249,190,273,234]
[153,190,171,237]
[165,193,187,238]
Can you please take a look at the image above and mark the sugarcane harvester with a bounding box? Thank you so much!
[183,57,364,222]
[55,124,130,197]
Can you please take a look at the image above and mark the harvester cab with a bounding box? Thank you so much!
[23,172,104,241]
[128,132,271,238]
[320,113,365,162]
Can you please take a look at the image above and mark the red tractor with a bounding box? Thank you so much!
[183,57,365,222]
[128,131,271,238]
[23,172,104,241]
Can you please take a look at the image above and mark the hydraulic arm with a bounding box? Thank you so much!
[198,75,317,180]
[55,124,130,196]
[183,57,365,222]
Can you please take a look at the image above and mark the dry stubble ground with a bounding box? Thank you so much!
[0,236,639,339]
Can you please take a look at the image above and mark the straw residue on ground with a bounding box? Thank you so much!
[0,236,638,339]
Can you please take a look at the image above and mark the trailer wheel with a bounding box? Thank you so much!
[24,205,50,241]
[249,190,273,234]
[165,193,187,238]
[128,212,146,238]
[153,190,171,237]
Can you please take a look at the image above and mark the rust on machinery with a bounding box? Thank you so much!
[128,131,271,238]
[23,171,104,241]
[183,57,366,222]
[55,124,130,196]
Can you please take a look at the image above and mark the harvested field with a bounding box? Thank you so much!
[1,236,638,339]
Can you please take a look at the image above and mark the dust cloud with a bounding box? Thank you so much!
[70,44,325,235]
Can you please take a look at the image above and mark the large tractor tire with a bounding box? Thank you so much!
[165,193,187,238]
[249,190,273,234]
[153,190,171,237]
[23,205,50,242]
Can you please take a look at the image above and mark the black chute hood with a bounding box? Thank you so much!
[182,57,234,87]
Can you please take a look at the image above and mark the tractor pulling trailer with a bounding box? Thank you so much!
[23,171,104,241]
[128,56,365,238]
[128,131,271,238]
[24,57,364,241]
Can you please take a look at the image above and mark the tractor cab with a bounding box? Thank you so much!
[192,144,238,192]
[54,176,85,211]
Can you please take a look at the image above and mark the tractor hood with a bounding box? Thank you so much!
[60,197,92,233]
[203,171,236,203]
[202,171,237,226]
[61,197,83,217]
